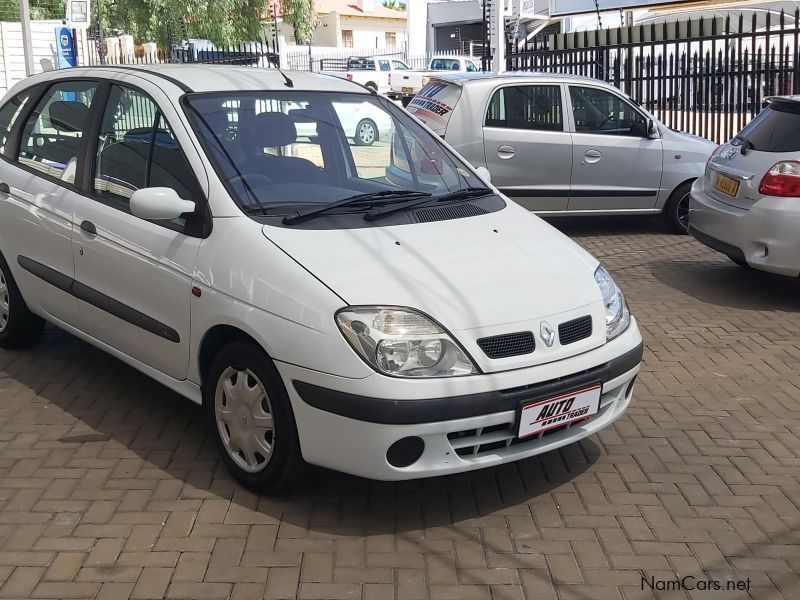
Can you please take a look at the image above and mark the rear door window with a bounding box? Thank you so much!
[736,103,800,152]
[406,80,463,134]
[486,85,564,132]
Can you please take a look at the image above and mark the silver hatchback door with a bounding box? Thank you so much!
[482,83,572,212]
[567,85,663,212]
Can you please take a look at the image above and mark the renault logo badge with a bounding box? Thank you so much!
[540,322,556,347]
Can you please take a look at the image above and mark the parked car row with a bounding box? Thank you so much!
[0,64,792,494]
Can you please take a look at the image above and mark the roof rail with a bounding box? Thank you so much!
[82,64,193,93]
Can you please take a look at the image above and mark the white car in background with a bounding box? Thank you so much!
[690,95,800,276]
[0,65,642,492]
[294,100,393,146]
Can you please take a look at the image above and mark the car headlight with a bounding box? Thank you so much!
[336,307,478,378]
[594,266,631,341]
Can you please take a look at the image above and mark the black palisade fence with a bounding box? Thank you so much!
[506,9,800,144]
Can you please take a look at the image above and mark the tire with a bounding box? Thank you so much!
[204,341,305,493]
[663,181,693,234]
[354,119,378,146]
[365,82,378,92]
[0,253,44,349]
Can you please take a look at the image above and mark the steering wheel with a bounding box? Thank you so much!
[227,173,273,188]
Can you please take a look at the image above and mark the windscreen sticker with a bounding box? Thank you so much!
[407,81,461,131]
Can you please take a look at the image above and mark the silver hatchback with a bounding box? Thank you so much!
[408,73,717,233]
[689,96,800,277]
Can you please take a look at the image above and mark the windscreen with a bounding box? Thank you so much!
[184,92,480,216]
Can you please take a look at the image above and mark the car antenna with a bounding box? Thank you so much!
[276,67,294,88]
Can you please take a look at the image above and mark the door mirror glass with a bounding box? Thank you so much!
[475,166,491,184]
[647,119,657,137]
[130,187,195,221]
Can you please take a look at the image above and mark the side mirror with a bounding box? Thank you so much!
[475,166,492,184]
[130,187,195,221]
[647,119,658,138]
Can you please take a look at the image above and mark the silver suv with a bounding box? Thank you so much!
[408,73,717,233]
[689,96,800,276]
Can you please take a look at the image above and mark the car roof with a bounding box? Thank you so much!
[18,64,371,95]
[432,71,609,85]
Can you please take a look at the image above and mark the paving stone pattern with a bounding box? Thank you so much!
[0,217,798,599]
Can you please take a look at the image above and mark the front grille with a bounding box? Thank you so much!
[558,316,592,345]
[477,331,535,359]
[413,203,488,223]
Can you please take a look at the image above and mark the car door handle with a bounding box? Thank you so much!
[497,145,516,159]
[80,220,97,235]
[584,149,602,163]
[0,182,9,195]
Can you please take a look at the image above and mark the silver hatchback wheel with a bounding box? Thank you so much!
[0,264,9,334]
[356,120,376,145]
[677,191,690,231]
[214,366,275,473]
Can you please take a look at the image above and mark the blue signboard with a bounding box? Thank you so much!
[55,27,77,68]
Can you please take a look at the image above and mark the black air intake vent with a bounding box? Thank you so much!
[559,316,592,345]
[477,331,535,359]
[413,203,488,223]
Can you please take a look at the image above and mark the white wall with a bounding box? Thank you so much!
[339,16,406,49]
[0,20,73,94]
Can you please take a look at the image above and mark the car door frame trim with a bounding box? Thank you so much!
[17,255,180,343]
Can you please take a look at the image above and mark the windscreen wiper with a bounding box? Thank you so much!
[282,190,431,225]
[363,187,494,222]
[734,134,754,155]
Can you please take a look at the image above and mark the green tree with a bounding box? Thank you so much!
[0,0,65,21]
[382,0,405,10]
[280,0,316,44]
[93,0,269,45]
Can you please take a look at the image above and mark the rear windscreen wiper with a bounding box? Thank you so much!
[282,190,431,225]
[734,134,754,155]
[363,187,493,222]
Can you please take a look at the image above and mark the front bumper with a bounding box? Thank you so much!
[277,321,643,480]
[689,181,800,276]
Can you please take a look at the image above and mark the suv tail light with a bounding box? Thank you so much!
[346,74,353,81]
[421,76,431,87]
[388,74,392,85]
[758,161,800,197]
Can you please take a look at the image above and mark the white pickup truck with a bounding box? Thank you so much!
[322,56,412,95]
[388,56,481,105]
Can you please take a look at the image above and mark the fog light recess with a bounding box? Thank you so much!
[386,437,425,468]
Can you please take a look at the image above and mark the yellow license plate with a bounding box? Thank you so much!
[714,174,740,197]
[402,86,413,93]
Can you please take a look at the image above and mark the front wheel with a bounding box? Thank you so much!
[204,341,304,493]
[663,181,692,234]
[354,119,378,146]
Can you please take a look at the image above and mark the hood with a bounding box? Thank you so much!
[664,127,718,150]
[262,204,608,371]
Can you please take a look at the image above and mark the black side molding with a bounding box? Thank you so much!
[500,189,658,198]
[17,255,180,343]
[294,342,644,425]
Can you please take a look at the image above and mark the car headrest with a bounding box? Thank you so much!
[49,101,89,132]
[253,111,297,147]
[532,94,553,116]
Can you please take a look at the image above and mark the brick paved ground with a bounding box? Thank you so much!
[0,217,799,599]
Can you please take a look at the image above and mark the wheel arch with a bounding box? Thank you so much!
[198,324,269,390]
[662,177,697,212]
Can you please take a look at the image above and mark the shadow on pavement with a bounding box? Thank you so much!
[649,259,800,312]
[5,330,601,537]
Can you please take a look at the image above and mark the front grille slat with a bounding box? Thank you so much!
[558,315,592,345]
[477,331,535,359]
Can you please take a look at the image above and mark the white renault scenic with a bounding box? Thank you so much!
[0,66,642,492]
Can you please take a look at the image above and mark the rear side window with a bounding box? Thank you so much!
[406,80,463,134]
[0,91,31,156]
[736,104,800,152]
[19,80,98,183]
[486,85,563,132]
